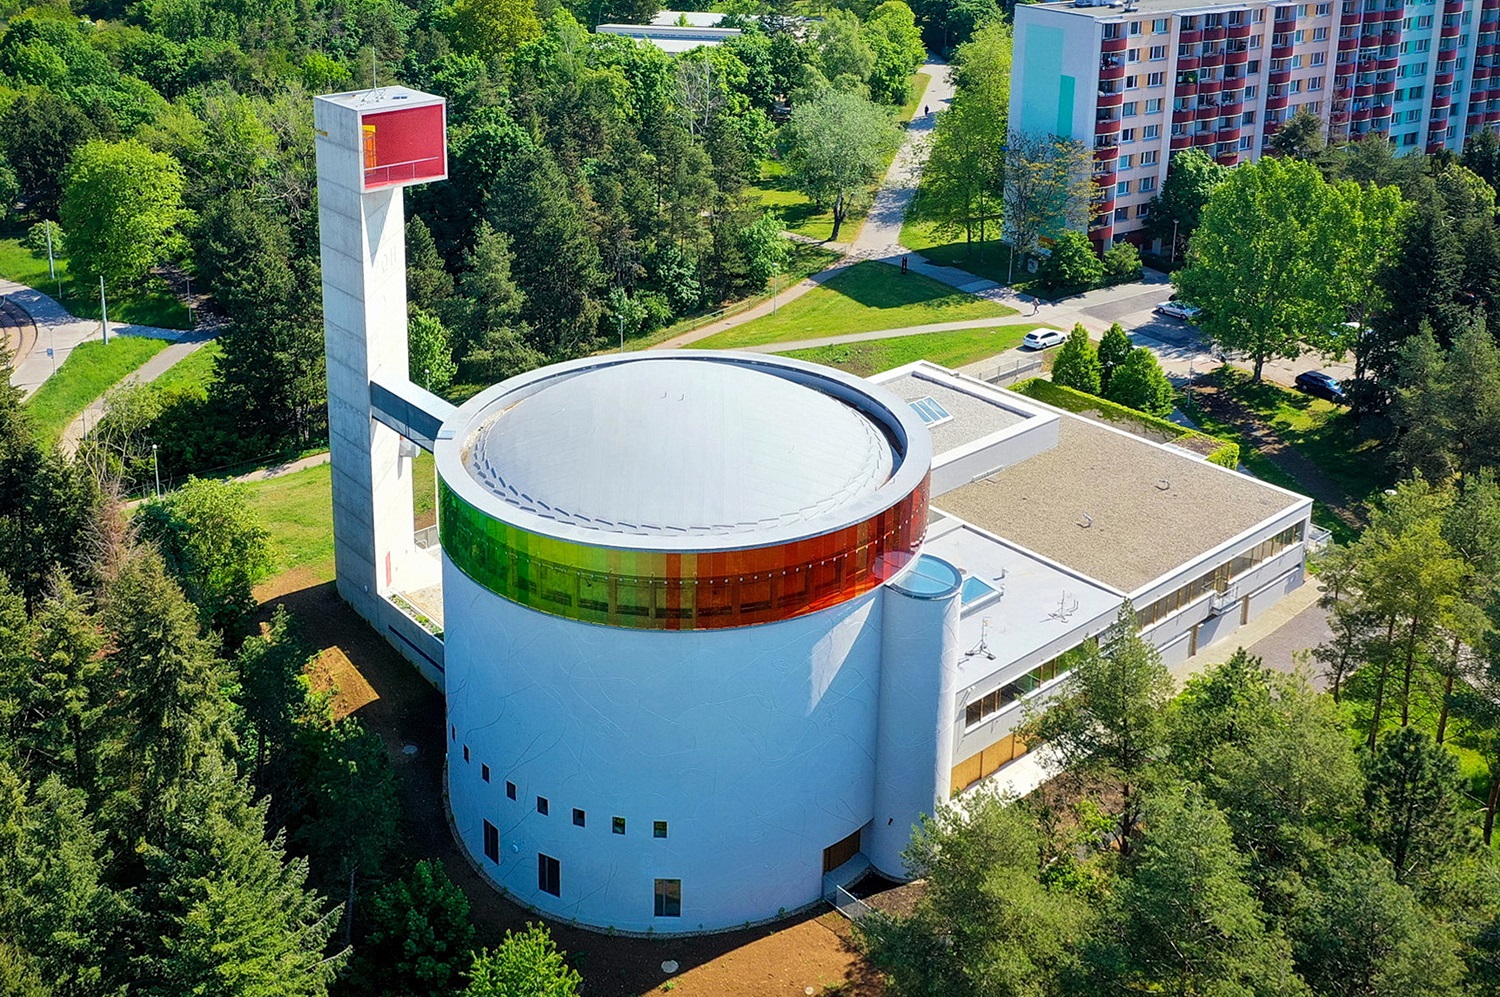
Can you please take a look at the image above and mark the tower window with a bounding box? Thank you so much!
[506,781,517,800]
[612,816,626,835]
[483,820,499,863]
[537,796,549,816]
[653,821,668,839]
[654,879,681,917]
[573,808,586,827]
[481,765,490,783]
[538,854,561,897]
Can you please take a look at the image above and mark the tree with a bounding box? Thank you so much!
[860,793,1089,997]
[1096,322,1132,395]
[1104,346,1173,417]
[212,312,326,447]
[1363,725,1470,887]
[447,0,541,58]
[0,92,93,217]
[445,222,542,382]
[60,139,186,286]
[1144,147,1229,257]
[780,89,902,241]
[464,923,583,997]
[1175,155,1342,381]
[1463,126,1500,193]
[193,191,309,326]
[1078,785,1309,997]
[1268,106,1327,161]
[408,307,457,394]
[812,9,875,87]
[863,2,926,105]
[1025,606,1174,854]
[352,860,474,997]
[1101,240,1141,285]
[406,216,454,313]
[1037,230,1102,292]
[232,607,312,803]
[1312,179,1407,364]
[136,477,274,637]
[1050,323,1101,394]
[1002,130,1098,266]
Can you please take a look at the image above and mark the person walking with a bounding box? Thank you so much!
[924,104,930,116]
[900,256,909,275]
[1032,298,1041,316]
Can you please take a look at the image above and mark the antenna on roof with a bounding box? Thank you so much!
[1049,592,1080,623]
[964,618,997,660]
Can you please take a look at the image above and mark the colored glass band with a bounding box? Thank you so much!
[437,476,931,631]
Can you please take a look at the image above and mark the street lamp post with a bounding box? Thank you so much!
[1170,219,1180,265]
[151,442,161,498]
[99,276,109,344]
[618,311,625,353]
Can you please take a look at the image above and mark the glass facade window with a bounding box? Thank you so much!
[483,820,499,863]
[950,732,1030,795]
[439,476,930,632]
[1136,524,1304,628]
[654,879,682,917]
[964,645,1091,728]
[538,854,560,897]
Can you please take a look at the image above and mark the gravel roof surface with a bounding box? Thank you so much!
[930,413,1306,592]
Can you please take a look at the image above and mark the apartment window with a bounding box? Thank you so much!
[654,879,682,917]
[1242,110,1257,124]
[450,725,456,741]
[1309,76,1323,90]
[1148,71,1165,86]
[572,808,586,827]
[1120,127,1137,141]
[1291,55,1303,68]
[1254,8,1266,20]
[1128,47,1142,62]
[1313,26,1328,40]
[1140,176,1158,192]
[1123,100,1139,115]
[1126,74,1139,88]
[1153,17,1168,31]
[1143,123,1161,139]
[1403,131,1419,146]
[1289,79,1303,93]
[1294,29,1305,42]
[483,820,499,863]
[537,796,549,816]
[612,816,626,835]
[1137,203,1152,218]
[1409,85,1425,100]
[1311,51,1325,66]
[1118,153,1134,168]
[1141,149,1159,165]
[653,821,669,839]
[1150,45,1168,59]
[1448,124,1458,139]
[1418,14,1432,28]
[462,745,470,762]
[1114,207,1130,222]
[1240,135,1254,149]
[481,764,490,783]
[1393,87,1405,101]
[1316,2,1330,14]
[538,854,560,897]
[1407,107,1423,122]
[1130,20,1142,34]
[1146,97,1163,112]
[1116,180,1131,195]
[1244,84,1259,99]
[506,781,517,800]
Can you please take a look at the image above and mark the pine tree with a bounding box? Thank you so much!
[352,860,474,997]
[406,216,454,313]
[1364,726,1469,886]
[1097,323,1133,395]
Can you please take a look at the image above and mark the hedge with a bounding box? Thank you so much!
[1010,378,1240,470]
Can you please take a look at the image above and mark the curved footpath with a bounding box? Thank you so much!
[0,278,219,455]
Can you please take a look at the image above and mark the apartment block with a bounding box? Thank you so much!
[1012,0,1500,247]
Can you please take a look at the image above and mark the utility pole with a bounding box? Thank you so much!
[772,266,780,314]
[1171,219,1180,265]
[185,274,194,327]
[152,442,161,498]
[618,311,625,353]
[99,276,109,344]
[44,221,55,280]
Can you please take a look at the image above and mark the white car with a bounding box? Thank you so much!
[1022,328,1067,350]
[1154,300,1203,321]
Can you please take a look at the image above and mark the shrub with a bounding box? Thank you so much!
[1105,347,1175,416]
[1050,324,1102,395]
[1038,230,1103,293]
[1098,323,1133,395]
[22,219,63,256]
[1102,241,1143,286]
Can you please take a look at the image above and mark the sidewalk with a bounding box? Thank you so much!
[59,335,217,456]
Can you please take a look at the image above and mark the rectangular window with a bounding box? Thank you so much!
[1130,20,1142,34]
[506,781,517,800]
[1113,207,1130,222]
[1140,176,1158,192]
[1153,17,1168,31]
[1137,203,1152,218]
[654,879,682,917]
[463,745,470,762]
[1116,180,1131,195]
[1313,26,1328,40]
[1120,127,1136,141]
[1118,153,1134,168]
[1242,110,1257,124]
[1311,51,1325,65]
[1128,47,1141,62]
[481,764,490,783]
[1143,123,1161,139]
[1148,71,1165,86]
[483,820,499,863]
[1289,79,1302,93]
[1141,149,1159,165]
[1402,131,1419,146]
[1240,134,1254,149]
[1145,97,1163,113]
[1316,2,1330,14]
[537,796,549,816]
[538,854,560,897]
[1409,85,1424,100]
[572,808,586,827]
[451,725,456,741]
[1291,55,1303,68]
[653,820,669,838]
[1125,74,1139,89]
[1150,45,1168,59]
[1123,100,1138,116]
[612,816,626,835]
[1244,84,1259,99]
[1308,76,1323,90]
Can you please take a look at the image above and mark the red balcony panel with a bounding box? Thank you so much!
[1382,27,1401,43]
[1173,106,1197,124]
[1266,95,1291,111]
[1098,90,1126,107]
[1479,43,1497,57]
[1227,47,1251,64]
[1228,22,1252,38]
[1093,169,1118,187]
[1471,113,1488,130]
[1217,124,1242,141]
[1199,77,1223,94]
[1441,22,1461,39]
[1102,35,1129,54]
[1384,4,1404,20]
[1096,117,1122,136]
[1170,133,1194,150]
[1177,56,1201,72]
[1377,55,1399,71]
[1272,43,1295,58]
[1200,49,1225,67]
[1270,69,1293,85]
[1179,28,1204,44]
[1445,0,1463,12]
[1197,104,1220,120]
[1216,151,1240,165]
[1219,99,1245,116]
[1355,82,1376,97]
[1489,108,1500,122]
[1204,25,1227,41]
[1435,70,1456,85]
[1352,105,1373,121]
[1429,140,1449,154]
[1338,34,1360,52]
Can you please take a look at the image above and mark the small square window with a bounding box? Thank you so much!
[537,796,549,816]
[481,764,490,783]
[506,781,517,800]
[483,820,499,863]
[538,854,560,897]
[654,879,681,917]
[573,808,586,827]
[463,744,470,763]
[612,816,626,835]
[654,820,669,838]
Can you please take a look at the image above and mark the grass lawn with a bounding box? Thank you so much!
[779,324,1039,377]
[0,238,191,330]
[690,261,1017,350]
[24,336,168,446]
[413,449,436,528]
[899,72,933,123]
[901,218,1018,286]
[242,461,336,582]
[151,340,220,395]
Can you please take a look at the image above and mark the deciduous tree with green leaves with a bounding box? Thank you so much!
[1144,147,1229,257]
[463,923,583,997]
[1096,322,1132,395]
[1002,130,1099,269]
[780,89,902,241]
[1174,155,1343,381]
[1050,323,1101,394]
[1037,230,1103,292]
[1104,346,1173,417]
[60,139,186,286]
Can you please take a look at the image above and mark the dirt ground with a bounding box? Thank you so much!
[255,572,889,997]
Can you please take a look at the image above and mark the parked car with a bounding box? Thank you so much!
[1022,327,1067,350]
[1295,370,1347,404]
[1154,300,1203,321]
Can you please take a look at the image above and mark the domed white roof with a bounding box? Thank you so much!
[462,358,896,537]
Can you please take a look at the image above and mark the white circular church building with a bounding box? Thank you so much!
[434,352,958,932]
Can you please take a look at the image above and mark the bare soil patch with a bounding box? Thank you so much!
[257,572,890,997]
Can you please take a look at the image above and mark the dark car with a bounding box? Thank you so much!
[1295,370,1346,404]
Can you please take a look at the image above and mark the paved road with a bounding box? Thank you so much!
[853,60,955,259]
[59,336,216,456]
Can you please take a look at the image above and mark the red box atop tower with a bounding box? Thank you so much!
[358,99,447,192]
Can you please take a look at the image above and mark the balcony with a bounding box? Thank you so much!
[1269,68,1293,85]
[1204,25,1227,41]
[1199,76,1223,94]
[1428,139,1448,154]
[1100,60,1127,82]
[1179,28,1204,43]
[1226,46,1251,66]
[1444,0,1463,11]
[1375,76,1398,93]
[1219,99,1246,116]
[1441,22,1462,40]
[1171,132,1195,150]
[1217,124,1243,141]
[1435,69,1456,86]
[1355,81,1376,96]
[1095,117,1122,136]
[1351,104,1373,121]
[1198,103,1221,120]
[1384,4,1404,19]
[1471,113,1487,130]
[1173,106,1198,124]
[1177,56,1202,72]
[1271,43,1296,59]
[1093,168,1118,187]
[1338,33,1361,52]
[1266,91,1291,109]
[1093,143,1120,164]
[1216,150,1240,166]
[1381,27,1401,44]
[1200,48,1225,67]
[1489,107,1500,122]
[1228,21,1253,39]
[1377,55,1399,71]
[1098,89,1126,108]
[1102,35,1129,54]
